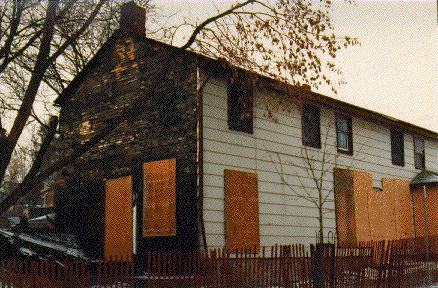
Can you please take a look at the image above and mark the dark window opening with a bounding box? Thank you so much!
[391,129,404,166]
[414,137,425,170]
[336,114,353,155]
[302,104,321,148]
[227,75,253,134]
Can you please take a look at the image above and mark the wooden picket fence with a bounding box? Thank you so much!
[139,240,438,288]
[1,236,438,287]
[0,258,134,288]
[137,245,311,287]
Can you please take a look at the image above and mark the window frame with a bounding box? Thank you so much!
[227,75,254,134]
[413,137,425,170]
[390,129,405,166]
[302,103,321,149]
[335,114,353,155]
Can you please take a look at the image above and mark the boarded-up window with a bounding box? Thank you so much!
[302,103,321,148]
[224,170,259,251]
[143,159,176,237]
[227,75,253,134]
[104,176,133,260]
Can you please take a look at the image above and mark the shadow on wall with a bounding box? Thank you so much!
[55,177,105,259]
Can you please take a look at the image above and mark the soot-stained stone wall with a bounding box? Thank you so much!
[53,35,199,257]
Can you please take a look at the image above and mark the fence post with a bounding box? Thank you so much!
[329,243,335,288]
[281,245,292,288]
[311,243,324,288]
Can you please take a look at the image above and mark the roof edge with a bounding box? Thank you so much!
[54,33,438,140]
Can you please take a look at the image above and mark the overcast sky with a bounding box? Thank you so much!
[5,0,437,145]
[156,0,438,132]
[329,0,437,132]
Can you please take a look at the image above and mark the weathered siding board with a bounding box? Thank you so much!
[201,72,438,248]
[203,86,426,158]
[203,180,337,210]
[204,196,335,220]
[204,109,421,172]
[206,221,337,237]
[424,138,438,170]
[204,147,418,185]
[203,207,335,224]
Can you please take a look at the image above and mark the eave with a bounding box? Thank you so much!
[54,33,438,140]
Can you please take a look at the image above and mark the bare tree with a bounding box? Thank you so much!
[0,146,29,201]
[0,0,104,186]
[0,0,357,215]
[0,0,158,184]
[269,123,361,244]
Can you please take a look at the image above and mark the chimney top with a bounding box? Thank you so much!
[120,2,146,37]
[300,84,311,91]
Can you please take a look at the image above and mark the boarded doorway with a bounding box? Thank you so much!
[104,176,133,260]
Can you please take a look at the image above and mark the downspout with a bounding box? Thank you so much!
[409,189,416,238]
[423,184,430,277]
[196,66,207,250]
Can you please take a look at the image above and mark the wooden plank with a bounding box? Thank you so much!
[225,169,260,250]
[143,158,177,237]
[104,176,133,260]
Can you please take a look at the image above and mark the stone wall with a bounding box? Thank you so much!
[53,35,199,257]
[56,36,198,180]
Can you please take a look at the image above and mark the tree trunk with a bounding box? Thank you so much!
[0,0,256,217]
[319,205,324,244]
[0,0,59,187]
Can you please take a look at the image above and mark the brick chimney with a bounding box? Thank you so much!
[120,1,146,36]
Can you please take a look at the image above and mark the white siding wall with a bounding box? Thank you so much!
[200,72,438,247]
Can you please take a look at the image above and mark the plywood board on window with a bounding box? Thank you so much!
[104,176,133,260]
[143,158,176,237]
[224,169,259,251]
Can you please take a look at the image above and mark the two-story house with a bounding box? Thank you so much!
[50,2,438,262]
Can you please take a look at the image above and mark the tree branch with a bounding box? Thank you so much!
[0,0,77,74]
[48,0,107,64]
[268,151,318,206]
[0,30,42,74]
[0,0,24,60]
[180,0,255,50]
[0,48,176,215]
[26,116,58,180]
[0,0,59,187]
